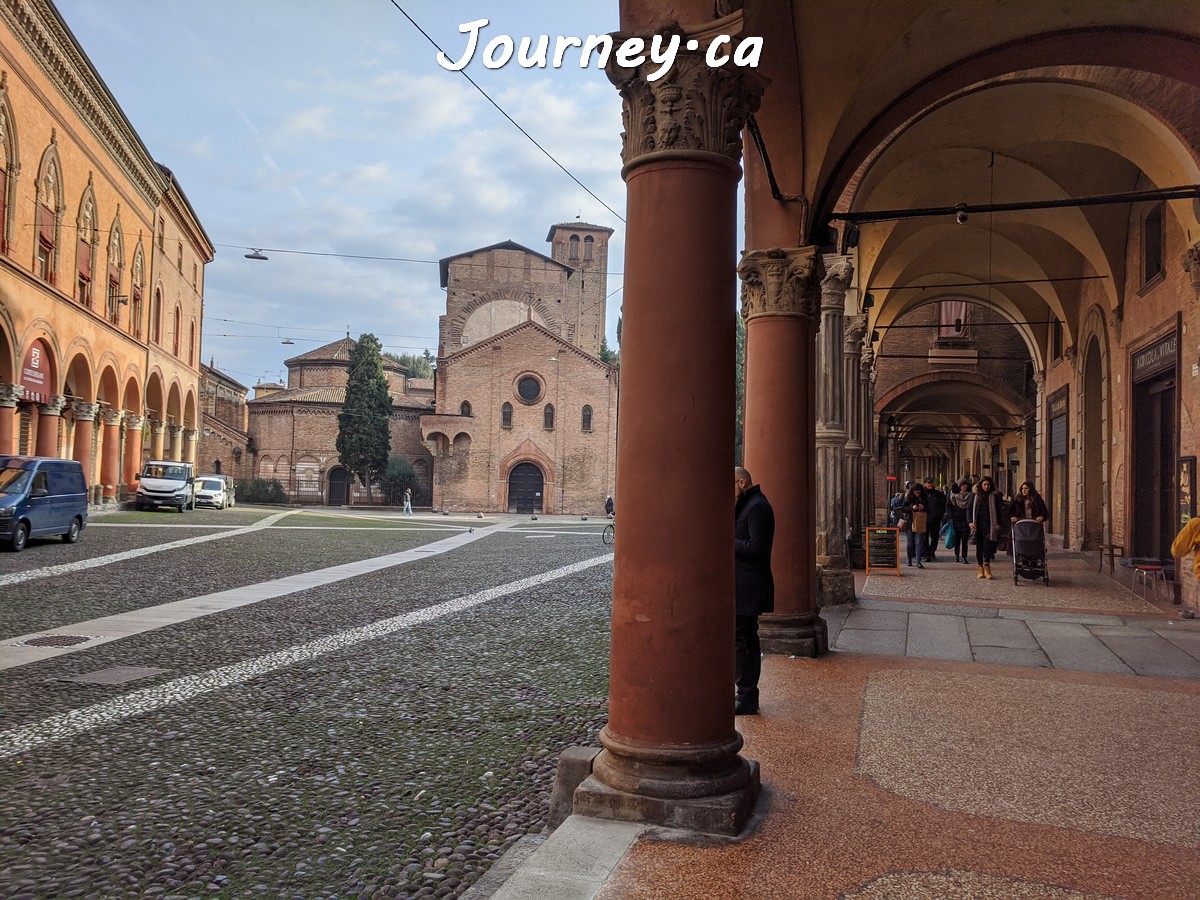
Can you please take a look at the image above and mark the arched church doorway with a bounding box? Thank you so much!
[508,462,544,514]
[328,467,351,506]
[1082,338,1105,549]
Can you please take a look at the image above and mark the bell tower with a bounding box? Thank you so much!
[545,222,614,357]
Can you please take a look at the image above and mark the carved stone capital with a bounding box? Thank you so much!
[821,256,854,311]
[40,395,67,416]
[1108,305,1124,343]
[124,414,144,432]
[183,428,198,442]
[845,314,867,354]
[1184,242,1200,291]
[166,424,183,438]
[71,401,99,422]
[738,247,821,322]
[607,29,767,172]
[101,408,124,427]
[1032,370,1045,390]
[0,383,22,407]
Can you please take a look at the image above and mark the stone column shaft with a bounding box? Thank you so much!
[740,247,828,653]
[0,384,21,456]
[814,257,854,606]
[100,409,123,499]
[71,401,99,483]
[149,419,165,461]
[571,35,765,837]
[843,315,867,548]
[183,428,198,466]
[36,396,67,457]
[166,424,183,461]
[861,352,878,525]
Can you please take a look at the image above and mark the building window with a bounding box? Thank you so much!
[516,375,542,404]
[177,241,183,272]
[77,235,92,307]
[36,201,55,282]
[0,168,8,254]
[173,306,181,356]
[460,401,472,416]
[107,274,120,323]
[157,218,164,250]
[189,321,196,366]
[938,300,968,339]
[151,288,162,343]
[501,402,513,429]
[544,403,555,430]
[583,235,594,261]
[1051,319,1064,362]
[1143,202,1164,286]
[569,235,580,260]
[131,286,143,339]
[581,405,592,432]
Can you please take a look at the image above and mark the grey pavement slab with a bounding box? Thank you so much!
[906,613,972,661]
[1151,629,1200,661]
[971,646,1051,668]
[965,617,1040,650]
[834,627,907,656]
[1025,621,1135,675]
[821,605,852,646]
[859,597,999,619]
[843,608,908,631]
[1089,629,1200,679]
[491,816,644,900]
[998,608,1124,626]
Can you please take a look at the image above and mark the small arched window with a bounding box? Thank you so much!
[581,405,593,432]
[151,288,162,343]
[460,400,472,417]
[501,402,513,429]
[568,235,580,260]
[172,305,181,356]
[583,235,594,261]
[544,403,555,430]
[189,321,196,366]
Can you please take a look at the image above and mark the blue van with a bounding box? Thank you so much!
[0,456,88,552]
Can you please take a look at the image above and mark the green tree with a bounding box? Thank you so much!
[390,351,434,379]
[381,455,415,505]
[337,333,392,503]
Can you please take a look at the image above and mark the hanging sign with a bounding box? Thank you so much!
[20,339,52,403]
[865,527,901,576]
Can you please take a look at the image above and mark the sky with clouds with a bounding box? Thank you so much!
[53,1,629,389]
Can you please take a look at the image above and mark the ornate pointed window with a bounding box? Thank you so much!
[581,405,593,432]
[501,402,513,429]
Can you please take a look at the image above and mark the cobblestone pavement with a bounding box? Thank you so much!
[0,508,615,898]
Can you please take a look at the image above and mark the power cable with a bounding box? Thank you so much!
[388,1,625,224]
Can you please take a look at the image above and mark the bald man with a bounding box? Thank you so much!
[734,467,775,715]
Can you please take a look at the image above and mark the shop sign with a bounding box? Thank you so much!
[1047,388,1068,419]
[20,340,51,403]
[1132,333,1177,382]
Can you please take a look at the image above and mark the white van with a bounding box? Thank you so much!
[194,474,234,509]
[134,460,195,512]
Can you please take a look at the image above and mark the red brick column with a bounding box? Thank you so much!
[571,42,765,837]
[123,415,144,487]
[0,384,21,455]
[738,249,828,655]
[36,396,66,457]
[100,409,123,500]
[71,402,98,484]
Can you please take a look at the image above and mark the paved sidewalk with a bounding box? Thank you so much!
[486,548,1200,898]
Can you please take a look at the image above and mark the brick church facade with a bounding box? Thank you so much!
[199,222,617,513]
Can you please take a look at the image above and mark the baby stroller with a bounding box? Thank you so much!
[1011,519,1050,585]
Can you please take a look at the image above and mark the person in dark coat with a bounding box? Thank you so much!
[922,477,945,561]
[1007,481,1049,524]
[900,482,929,568]
[734,466,774,716]
[946,479,972,563]
[969,476,1003,579]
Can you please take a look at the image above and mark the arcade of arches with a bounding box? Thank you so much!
[575,0,1200,836]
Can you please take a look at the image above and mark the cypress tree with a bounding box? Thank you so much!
[337,333,392,503]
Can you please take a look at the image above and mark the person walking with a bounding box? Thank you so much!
[922,477,945,561]
[604,495,614,517]
[946,479,972,563]
[969,476,1003,579]
[402,486,413,515]
[888,490,905,526]
[900,482,930,568]
[1007,480,1049,524]
[734,466,774,716]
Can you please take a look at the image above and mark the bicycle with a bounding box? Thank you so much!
[602,521,614,545]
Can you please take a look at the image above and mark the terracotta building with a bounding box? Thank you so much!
[196,363,251,480]
[0,0,211,500]
[421,223,617,514]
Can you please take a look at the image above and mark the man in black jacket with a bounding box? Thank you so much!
[734,467,775,716]
[922,477,946,562]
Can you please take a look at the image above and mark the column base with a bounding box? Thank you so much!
[571,759,760,837]
[758,612,828,657]
[818,564,856,607]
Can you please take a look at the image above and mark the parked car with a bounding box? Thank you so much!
[134,460,195,512]
[0,456,88,551]
[194,475,233,509]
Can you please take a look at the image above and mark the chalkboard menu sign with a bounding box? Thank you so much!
[866,527,901,575]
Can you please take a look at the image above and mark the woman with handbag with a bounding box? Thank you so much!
[969,476,1003,579]
[900,482,930,568]
[946,479,972,563]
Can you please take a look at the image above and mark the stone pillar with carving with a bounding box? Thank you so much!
[100,409,123,501]
[1032,371,1045,489]
[861,342,878,526]
[1184,242,1200,295]
[36,396,67,458]
[183,428,198,466]
[166,424,183,461]
[843,313,867,549]
[0,384,22,455]
[814,257,855,606]
[71,402,99,482]
[148,419,165,460]
[739,247,828,653]
[124,415,145,487]
[571,33,766,837]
